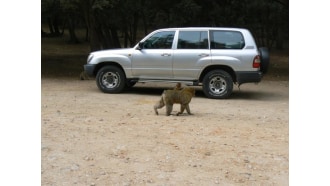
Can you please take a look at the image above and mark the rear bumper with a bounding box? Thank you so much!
[236,71,262,84]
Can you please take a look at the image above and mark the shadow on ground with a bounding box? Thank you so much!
[121,85,286,101]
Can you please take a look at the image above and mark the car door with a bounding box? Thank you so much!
[132,31,175,79]
[172,30,211,79]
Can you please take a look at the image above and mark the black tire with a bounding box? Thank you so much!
[202,70,233,99]
[96,66,126,93]
[259,47,270,74]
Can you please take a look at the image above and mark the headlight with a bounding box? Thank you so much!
[87,54,94,63]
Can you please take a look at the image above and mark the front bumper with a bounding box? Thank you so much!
[83,64,96,76]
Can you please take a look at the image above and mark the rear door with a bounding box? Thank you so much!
[172,30,211,79]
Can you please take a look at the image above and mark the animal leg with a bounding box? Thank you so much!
[176,104,187,116]
[154,98,165,115]
[186,104,193,115]
[165,104,173,116]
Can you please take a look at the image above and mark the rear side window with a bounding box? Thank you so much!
[177,31,209,49]
[210,31,245,49]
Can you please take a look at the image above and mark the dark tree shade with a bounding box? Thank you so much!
[41,0,288,51]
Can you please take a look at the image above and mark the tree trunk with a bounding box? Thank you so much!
[131,12,139,47]
[67,15,79,43]
[81,0,101,51]
[48,17,55,34]
[110,27,121,48]
[53,16,61,35]
[89,15,102,51]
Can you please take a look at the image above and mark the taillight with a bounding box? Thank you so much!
[253,55,261,68]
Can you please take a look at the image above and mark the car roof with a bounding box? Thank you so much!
[157,27,247,31]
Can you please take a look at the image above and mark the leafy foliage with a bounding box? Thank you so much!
[41,0,288,51]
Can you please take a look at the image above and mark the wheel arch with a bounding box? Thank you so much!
[199,65,236,83]
[93,62,126,77]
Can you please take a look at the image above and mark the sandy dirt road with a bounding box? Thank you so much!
[41,79,288,185]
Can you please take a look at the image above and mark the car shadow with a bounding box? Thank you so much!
[229,90,286,101]
[123,86,286,101]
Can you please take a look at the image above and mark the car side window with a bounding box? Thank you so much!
[210,31,245,49]
[177,31,209,49]
[142,31,175,49]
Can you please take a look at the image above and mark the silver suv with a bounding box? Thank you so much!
[84,27,269,99]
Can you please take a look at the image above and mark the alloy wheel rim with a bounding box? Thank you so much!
[101,72,118,88]
[209,76,226,94]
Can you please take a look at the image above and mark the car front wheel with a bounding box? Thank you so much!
[202,70,233,99]
[96,66,126,93]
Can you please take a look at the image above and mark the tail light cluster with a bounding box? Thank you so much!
[253,55,261,68]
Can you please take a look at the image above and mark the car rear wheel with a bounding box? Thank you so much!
[202,70,233,99]
[96,66,126,93]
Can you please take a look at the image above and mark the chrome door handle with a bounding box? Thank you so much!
[198,53,209,57]
[161,53,171,56]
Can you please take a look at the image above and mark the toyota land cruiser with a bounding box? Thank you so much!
[84,27,269,99]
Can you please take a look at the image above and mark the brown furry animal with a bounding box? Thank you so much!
[80,71,92,80]
[174,82,183,90]
[154,85,195,116]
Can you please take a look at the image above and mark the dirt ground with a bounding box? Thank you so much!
[41,79,288,185]
[41,33,289,185]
